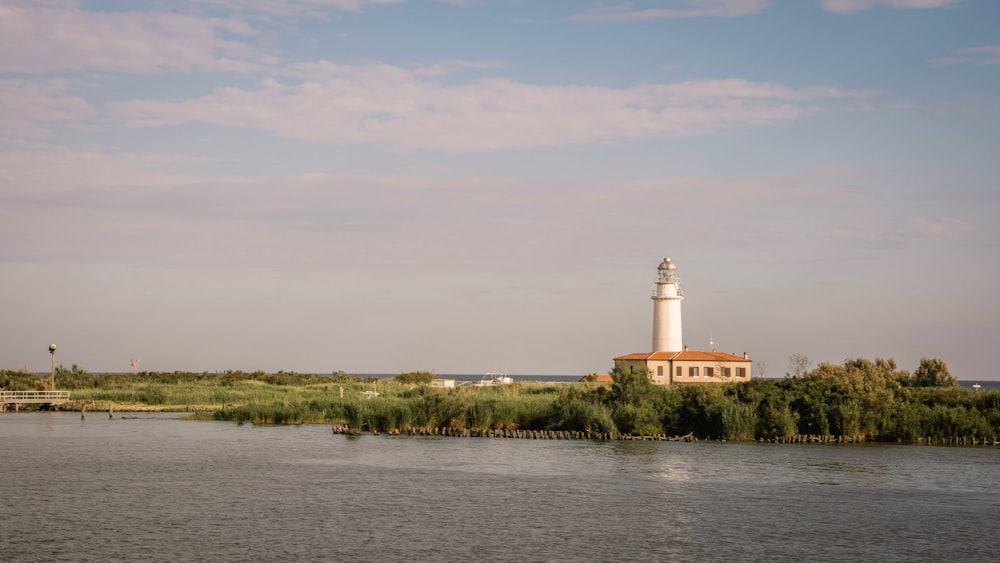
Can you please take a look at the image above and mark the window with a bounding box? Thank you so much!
[724,367,732,378]
[705,367,714,378]
[689,366,699,377]
[676,366,682,379]
[657,365,663,377]
[737,367,747,378]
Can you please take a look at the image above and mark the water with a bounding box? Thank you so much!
[2,414,998,562]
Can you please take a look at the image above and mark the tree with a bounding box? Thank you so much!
[787,353,811,378]
[608,363,664,436]
[755,360,768,379]
[609,363,654,407]
[716,359,731,381]
[912,358,957,387]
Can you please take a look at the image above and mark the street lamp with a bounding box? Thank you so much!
[48,344,57,391]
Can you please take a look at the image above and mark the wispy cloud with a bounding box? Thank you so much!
[108,66,872,152]
[0,3,272,74]
[189,0,400,16]
[188,0,469,18]
[829,216,973,246]
[820,0,961,15]
[412,59,508,77]
[928,45,1000,66]
[0,148,898,273]
[0,78,95,138]
[570,0,771,22]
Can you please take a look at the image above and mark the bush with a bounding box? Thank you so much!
[395,371,436,385]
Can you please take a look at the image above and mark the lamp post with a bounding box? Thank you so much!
[48,344,57,391]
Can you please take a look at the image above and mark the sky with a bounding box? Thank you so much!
[1,0,998,379]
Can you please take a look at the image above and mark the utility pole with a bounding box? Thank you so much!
[49,344,57,391]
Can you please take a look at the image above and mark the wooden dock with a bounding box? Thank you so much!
[0,390,71,412]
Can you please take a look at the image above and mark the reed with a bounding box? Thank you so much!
[721,400,758,441]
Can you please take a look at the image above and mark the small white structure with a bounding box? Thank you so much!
[430,378,456,389]
[474,371,513,386]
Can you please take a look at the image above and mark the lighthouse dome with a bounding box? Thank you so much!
[658,257,675,270]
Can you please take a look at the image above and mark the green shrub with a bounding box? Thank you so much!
[395,371,436,385]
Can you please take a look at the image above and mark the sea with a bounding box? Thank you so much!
[382,374,1000,390]
[1,413,998,562]
[64,372,1000,389]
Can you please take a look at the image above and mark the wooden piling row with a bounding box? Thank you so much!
[756,434,1000,446]
[328,424,997,445]
[329,425,701,442]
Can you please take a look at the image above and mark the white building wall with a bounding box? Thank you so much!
[652,298,683,352]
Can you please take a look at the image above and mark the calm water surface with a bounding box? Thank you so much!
[2,413,998,562]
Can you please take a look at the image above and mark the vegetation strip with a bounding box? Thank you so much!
[3,359,998,445]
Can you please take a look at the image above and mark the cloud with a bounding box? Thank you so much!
[928,45,1000,66]
[829,217,973,246]
[570,0,771,23]
[108,66,871,152]
[0,3,272,74]
[0,148,888,274]
[412,59,508,78]
[0,149,194,197]
[0,78,95,138]
[186,0,468,18]
[820,0,961,15]
[433,0,483,6]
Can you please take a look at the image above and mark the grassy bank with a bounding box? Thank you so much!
[3,358,999,444]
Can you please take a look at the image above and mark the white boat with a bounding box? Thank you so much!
[474,371,513,386]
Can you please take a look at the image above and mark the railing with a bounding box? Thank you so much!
[0,390,72,404]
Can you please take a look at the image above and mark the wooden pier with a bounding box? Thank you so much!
[0,390,71,412]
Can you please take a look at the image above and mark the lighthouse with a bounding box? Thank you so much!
[614,256,751,385]
[651,257,684,352]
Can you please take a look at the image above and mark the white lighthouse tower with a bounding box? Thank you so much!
[651,257,684,352]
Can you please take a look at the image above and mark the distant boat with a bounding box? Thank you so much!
[474,371,513,387]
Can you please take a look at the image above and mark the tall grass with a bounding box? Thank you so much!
[721,400,758,441]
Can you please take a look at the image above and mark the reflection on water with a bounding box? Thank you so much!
[1,413,999,562]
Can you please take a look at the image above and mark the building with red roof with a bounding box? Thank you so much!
[613,257,752,385]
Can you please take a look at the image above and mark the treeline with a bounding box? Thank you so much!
[0,367,363,390]
[596,357,997,442]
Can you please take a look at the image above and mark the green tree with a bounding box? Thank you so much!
[609,363,654,407]
[912,358,957,388]
[608,363,664,435]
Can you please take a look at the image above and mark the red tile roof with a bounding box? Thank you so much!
[614,350,750,362]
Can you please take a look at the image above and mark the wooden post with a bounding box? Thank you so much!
[108,402,114,418]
